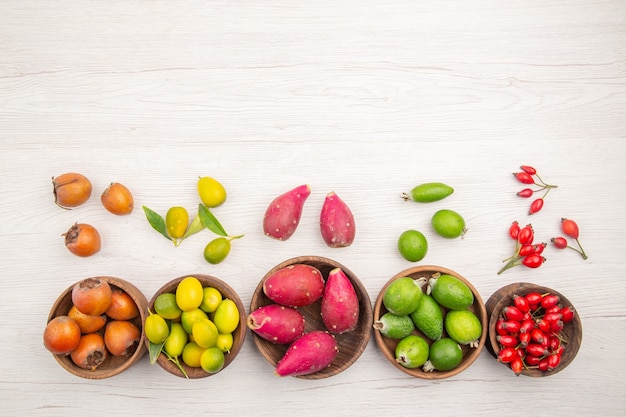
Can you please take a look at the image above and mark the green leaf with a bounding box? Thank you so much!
[142,206,172,241]
[198,203,228,237]
[182,214,205,240]
[148,340,165,365]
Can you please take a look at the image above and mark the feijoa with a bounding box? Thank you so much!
[410,294,443,341]
[445,309,483,348]
[403,182,454,203]
[431,209,466,239]
[373,312,415,339]
[383,277,425,316]
[428,274,474,311]
[423,338,463,372]
[397,230,428,262]
[395,334,429,369]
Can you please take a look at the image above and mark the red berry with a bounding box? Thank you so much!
[533,243,547,255]
[541,294,560,310]
[561,306,575,323]
[510,356,524,375]
[503,320,521,334]
[497,347,517,363]
[551,236,568,249]
[517,188,534,198]
[513,295,530,314]
[545,305,561,315]
[503,306,525,322]
[495,318,509,336]
[548,352,561,370]
[530,328,547,346]
[518,244,534,257]
[519,318,534,334]
[561,218,580,239]
[536,318,551,333]
[543,312,562,324]
[528,198,544,215]
[517,224,534,245]
[525,354,541,366]
[520,165,537,175]
[548,335,561,352]
[497,335,519,348]
[550,319,564,333]
[526,343,548,357]
[514,172,535,184]
[538,358,550,372]
[522,253,545,269]
[524,292,542,309]
[519,331,531,348]
[509,221,520,240]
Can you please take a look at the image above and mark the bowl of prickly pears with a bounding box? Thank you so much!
[44,276,148,379]
[248,256,373,379]
[373,265,487,379]
[145,274,247,379]
[485,282,582,377]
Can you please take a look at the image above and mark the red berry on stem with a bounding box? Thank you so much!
[520,165,537,175]
[517,188,534,198]
[519,331,531,348]
[541,294,560,310]
[561,306,575,323]
[519,318,534,334]
[530,328,547,346]
[503,306,525,322]
[517,224,534,245]
[497,347,517,363]
[551,236,568,249]
[522,253,544,269]
[525,292,542,309]
[513,295,530,313]
[510,356,524,375]
[536,318,551,333]
[503,320,521,334]
[538,358,550,371]
[550,319,564,333]
[533,243,547,255]
[548,352,561,370]
[528,198,544,215]
[543,312,562,324]
[496,318,509,336]
[509,221,520,240]
[514,172,535,184]
[525,354,541,366]
[518,244,534,257]
[497,335,519,348]
[561,218,579,239]
[526,343,548,357]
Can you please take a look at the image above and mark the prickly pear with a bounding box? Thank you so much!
[320,268,359,334]
[263,263,325,307]
[319,191,356,248]
[263,184,311,241]
[247,304,305,344]
[275,331,338,377]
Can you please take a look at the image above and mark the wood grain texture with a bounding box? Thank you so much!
[1,0,626,416]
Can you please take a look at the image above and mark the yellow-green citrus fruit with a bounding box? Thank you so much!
[154,293,183,320]
[397,229,428,262]
[192,319,218,349]
[203,237,231,265]
[383,277,424,316]
[164,322,188,358]
[410,294,444,341]
[199,287,222,313]
[181,342,206,368]
[165,206,189,239]
[200,346,225,373]
[213,299,240,334]
[216,333,234,353]
[423,337,463,372]
[429,274,474,311]
[431,209,466,239]
[181,308,209,334]
[144,313,169,344]
[176,276,204,312]
[197,176,227,208]
[395,334,429,369]
[445,309,483,347]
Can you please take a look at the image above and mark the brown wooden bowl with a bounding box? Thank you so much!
[249,256,373,379]
[373,265,487,379]
[46,276,148,379]
[147,274,247,379]
[485,282,582,377]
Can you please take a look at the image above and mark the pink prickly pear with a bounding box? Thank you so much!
[275,331,338,377]
[247,304,305,344]
[263,184,311,241]
[321,268,360,334]
[320,191,356,248]
[263,263,324,307]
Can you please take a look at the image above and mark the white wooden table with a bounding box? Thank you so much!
[1,1,625,416]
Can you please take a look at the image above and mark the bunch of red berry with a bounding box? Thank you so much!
[513,165,558,215]
[498,221,547,275]
[551,218,588,260]
[496,291,575,375]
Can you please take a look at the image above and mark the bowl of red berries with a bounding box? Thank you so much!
[485,282,582,377]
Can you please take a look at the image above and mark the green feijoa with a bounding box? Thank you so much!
[423,338,463,372]
[431,209,466,239]
[382,277,425,316]
[373,312,415,339]
[445,309,483,348]
[405,182,454,203]
[410,294,443,341]
[397,230,428,262]
[428,274,474,311]
[395,335,429,369]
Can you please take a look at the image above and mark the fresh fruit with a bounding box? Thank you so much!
[319,191,356,248]
[397,229,428,262]
[197,176,227,208]
[43,316,81,355]
[68,305,107,334]
[180,308,209,334]
[401,182,454,203]
[101,182,134,215]
[199,287,222,314]
[512,165,557,215]
[63,223,101,257]
[52,173,92,209]
[263,184,311,241]
[553,218,588,260]
[181,342,206,368]
[320,268,359,334]
[164,322,188,358]
[427,274,474,311]
[423,338,463,372]
[105,289,139,321]
[203,237,231,264]
[444,309,482,348]
[213,299,240,334]
[176,276,204,312]
[373,312,415,339]
[70,333,108,371]
[200,347,225,373]
[498,222,547,274]
[410,294,443,341]
[165,206,189,240]
[395,334,429,369]
[104,320,140,357]
[247,304,305,344]
[144,313,169,344]
[382,277,425,316]
[431,209,466,239]
[275,331,338,377]
[263,263,325,307]
[153,292,183,320]
[216,333,234,353]
[71,277,112,316]
[192,319,219,348]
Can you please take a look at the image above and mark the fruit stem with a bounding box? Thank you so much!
[498,256,522,275]
[574,238,588,260]
[533,173,558,189]
[400,192,410,201]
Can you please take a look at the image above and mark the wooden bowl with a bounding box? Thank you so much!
[46,276,148,379]
[249,256,373,379]
[147,274,247,378]
[373,265,487,379]
[485,282,582,377]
